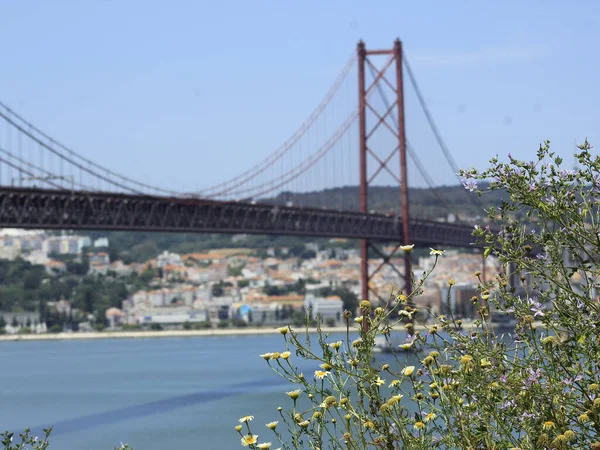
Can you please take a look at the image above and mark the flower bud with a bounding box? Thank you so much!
[359,300,371,310]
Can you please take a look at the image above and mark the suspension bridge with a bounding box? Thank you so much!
[0,39,484,299]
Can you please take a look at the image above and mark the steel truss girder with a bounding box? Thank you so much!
[0,187,476,246]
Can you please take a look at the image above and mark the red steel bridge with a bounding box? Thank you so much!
[0,39,483,300]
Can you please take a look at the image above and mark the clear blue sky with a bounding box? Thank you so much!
[1,1,599,192]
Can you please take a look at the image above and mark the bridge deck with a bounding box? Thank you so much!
[0,187,477,248]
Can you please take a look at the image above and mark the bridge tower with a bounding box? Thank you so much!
[357,39,411,303]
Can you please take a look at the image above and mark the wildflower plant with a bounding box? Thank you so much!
[1,429,52,450]
[0,428,133,450]
[237,142,600,449]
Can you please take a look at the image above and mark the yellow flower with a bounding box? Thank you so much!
[459,355,473,365]
[286,389,302,400]
[348,359,358,367]
[281,351,291,360]
[399,310,414,319]
[429,248,444,256]
[389,380,401,388]
[564,430,575,441]
[271,352,281,359]
[320,396,337,408]
[359,300,371,309]
[480,358,491,368]
[439,364,452,374]
[266,421,278,430]
[423,412,436,422]
[579,413,590,423]
[277,326,289,335]
[447,279,455,286]
[257,443,272,450]
[396,294,408,303]
[329,341,342,350]
[299,420,310,428]
[387,394,403,405]
[314,370,329,379]
[414,421,425,430]
[364,421,375,429]
[542,421,555,430]
[399,343,413,351]
[373,377,385,386]
[354,316,363,324]
[352,338,363,347]
[235,425,242,432]
[400,244,414,252]
[319,363,332,371]
[402,366,415,377]
[238,415,254,423]
[552,435,567,447]
[260,353,273,360]
[241,434,258,446]
[590,383,599,392]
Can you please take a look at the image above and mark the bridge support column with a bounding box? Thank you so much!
[357,39,411,315]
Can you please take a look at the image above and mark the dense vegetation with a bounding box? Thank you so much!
[234,142,600,449]
[0,257,144,329]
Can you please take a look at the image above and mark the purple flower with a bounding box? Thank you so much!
[563,375,583,386]
[523,368,541,388]
[529,297,545,317]
[529,182,537,192]
[527,368,541,382]
[500,399,515,409]
[500,375,508,383]
[405,333,418,344]
[462,178,478,192]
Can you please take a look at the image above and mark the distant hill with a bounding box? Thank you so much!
[270,183,507,220]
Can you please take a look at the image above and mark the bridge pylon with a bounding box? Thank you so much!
[357,39,411,305]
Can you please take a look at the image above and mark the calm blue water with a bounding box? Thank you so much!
[0,333,418,449]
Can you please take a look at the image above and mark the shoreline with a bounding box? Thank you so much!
[0,321,509,343]
[0,326,352,342]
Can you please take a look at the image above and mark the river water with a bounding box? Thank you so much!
[0,332,420,450]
